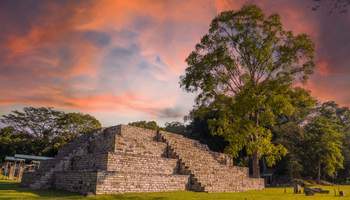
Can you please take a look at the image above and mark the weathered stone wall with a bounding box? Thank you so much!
[120,125,157,141]
[106,152,178,174]
[242,178,265,190]
[70,153,109,171]
[69,152,179,175]
[95,171,189,194]
[114,137,167,156]
[54,171,97,194]
[56,132,95,158]
[232,166,249,177]
[114,125,166,156]
[88,126,119,153]
[20,172,40,187]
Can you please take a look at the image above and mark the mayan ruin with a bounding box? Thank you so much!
[20,125,264,194]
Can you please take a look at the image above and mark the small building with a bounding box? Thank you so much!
[1,156,25,180]
[1,154,53,181]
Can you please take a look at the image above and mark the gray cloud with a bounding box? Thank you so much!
[157,107,185,119]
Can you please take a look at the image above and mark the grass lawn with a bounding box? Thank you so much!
[0,180,349,200]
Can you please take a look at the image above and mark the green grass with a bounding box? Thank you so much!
[0,175,9,180]
[0,180,348,200]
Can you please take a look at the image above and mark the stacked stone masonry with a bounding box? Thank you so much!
[21,125,264,194]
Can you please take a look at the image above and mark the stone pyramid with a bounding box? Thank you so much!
[21,125,264,194]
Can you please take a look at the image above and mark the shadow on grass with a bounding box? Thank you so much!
[0,181,170,200]
[0,181,82,199]
[98,195,168,200]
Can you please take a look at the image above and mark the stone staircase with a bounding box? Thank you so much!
[89,126,189,194]
[158,130,264,192]
[51,125,190,194]
[21,125,264,194]
[21,130,102,189]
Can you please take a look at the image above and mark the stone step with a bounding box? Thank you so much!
[22,137,88,188]
[115,137,167,157]
[96,171,190,194]
[54,171,190,194]
[180,161,248,178]
[70,151,180,175]
[106,152,178,175]
[159,131,264,192]
[175,152,248,178]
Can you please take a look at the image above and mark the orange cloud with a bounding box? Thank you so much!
[317,59,331,76]
[2,1,100,79]
[74,0,217,74]
[1,0,350,125]
[0,91,178,117]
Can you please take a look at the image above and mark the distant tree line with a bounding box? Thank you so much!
[0,107,101,159]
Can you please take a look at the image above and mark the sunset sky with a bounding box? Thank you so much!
[0,0,349,126]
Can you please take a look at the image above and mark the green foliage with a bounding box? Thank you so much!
[310,102,350,181]
[271,88,317,179]
[341,129,350,181]
[285,87,317,121]
[304,116,344,179]
[206,83,291,166]
[180,5,315,177]
[0,127,36,160]
[1,107,64,139]
[273,122,305,179]
[58,112,102,140]
[186,106,229,153]
[0,107,102,158]
[181,5,314,103]
[272,100,350,182]
[128,121,161,131]
[164,121,186,134]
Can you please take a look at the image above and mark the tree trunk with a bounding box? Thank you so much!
[252,151,260,178]
[317,161,321,182]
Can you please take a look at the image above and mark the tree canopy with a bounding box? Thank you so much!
[57,112,102,140]
[180,5,315,177]
[1,107,64,139]
[164,121,186,134]
[0,107,102,158]
[128,121,161,131]
[181,5,314,101]
[304,115,344,180]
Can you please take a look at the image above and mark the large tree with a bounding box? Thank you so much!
[1,107,101,140]
[57,112,102,140]
[315,101,350,181]
[180,5,315,177]
[303,116,344,181]
[0,127,34,160]
[0,107,102,157]
[1,107,64,139]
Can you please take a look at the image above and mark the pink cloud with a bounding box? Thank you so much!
[1,0,350,125]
